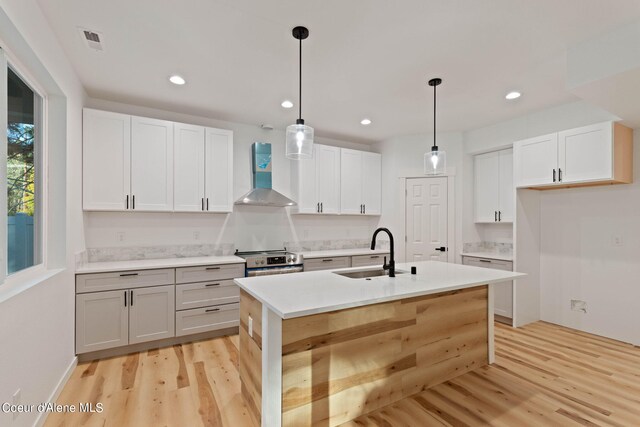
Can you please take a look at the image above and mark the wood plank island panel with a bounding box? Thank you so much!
[280,286,488,426]
[239,290,263,426]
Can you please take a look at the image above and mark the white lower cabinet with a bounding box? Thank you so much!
[129,285,175,344]
[462,256,513,322]
[76,290,129,354]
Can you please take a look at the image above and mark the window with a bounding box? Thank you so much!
[6,64,43,275]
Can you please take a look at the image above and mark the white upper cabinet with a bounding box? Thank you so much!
[474,149,513,223]
[205,127,234,212]
[174,123,205,212]
[130,116,174,211]
[558,122,612,184]
[514,121,633,189]
[84,109,234,212]
[340,149,381,215]
[83,109,131,211]
[292,144,340,214]
[514,133,558,187]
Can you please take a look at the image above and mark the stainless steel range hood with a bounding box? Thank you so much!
[234,142,296,207]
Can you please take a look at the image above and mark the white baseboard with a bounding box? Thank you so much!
[33,356,78,427]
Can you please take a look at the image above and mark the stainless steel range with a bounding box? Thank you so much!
[235,249,304,277]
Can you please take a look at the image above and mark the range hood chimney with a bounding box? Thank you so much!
[234,142,297,207]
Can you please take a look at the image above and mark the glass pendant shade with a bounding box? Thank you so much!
[424,148,446,175]
[286,122,314,159]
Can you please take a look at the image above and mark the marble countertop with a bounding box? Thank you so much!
[460,252,513,262]
[235,260,524,319]
[76,255,246,274]
[298,248,389,259]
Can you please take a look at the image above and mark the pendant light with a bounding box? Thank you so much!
[424,78,446,175]
[286,26,314,160]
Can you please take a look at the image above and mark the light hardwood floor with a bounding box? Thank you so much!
[45,321,640,426]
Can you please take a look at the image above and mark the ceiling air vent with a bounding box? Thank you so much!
[78,28,104,51]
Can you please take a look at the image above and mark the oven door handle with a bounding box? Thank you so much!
[246,266,304,277]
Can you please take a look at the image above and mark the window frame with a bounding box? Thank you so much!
[1,46,49,284]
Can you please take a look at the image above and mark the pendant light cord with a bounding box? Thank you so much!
[433,83,437,149]
[299,37,302,121]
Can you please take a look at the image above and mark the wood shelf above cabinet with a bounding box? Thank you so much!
[515,121,633,191]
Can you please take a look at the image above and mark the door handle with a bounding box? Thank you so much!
[119,273,138,277]
[124,290,127,307]
[126,195,129,210]
[130,290,134,306]
[494,211,497,222]
[479,259,491,263]
[498,211,502,221]
[322,258,334,262]
[363,204,366,214]
[205,266,221,270]
[360,204,363,214]
[435,247,447,252]
[558,168,562,182]
[317,202,320,213]
[553,169,556,182]
[202,198,204,211]
[205,283,221,287]
[206,198,209,211]
[132,195,135,209]
[206,308,220,313]
[320,202,323,213]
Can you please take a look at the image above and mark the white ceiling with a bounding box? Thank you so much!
[37,0,640,143]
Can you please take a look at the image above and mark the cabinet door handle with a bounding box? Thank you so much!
[479,259,491,263]
[322,258,334,262]
[553,169,556,182]
[370,255,379,259]
[126,195,129,210]
[317,202,320,213]
[206,308,220,313]
[494,211,497,222]
[130,290,134,306]
[364,204,366,214]
[206,198,209,211]
[201,198,204,211]
[205,283,221,287]
[498,211,502,221]
[321,202,323,213]
[132,195,136,209]
[205,266,221,270]
[360,204,363,214]
[558,168,562,182]
[119,273,138,277]
[124,291,127,307]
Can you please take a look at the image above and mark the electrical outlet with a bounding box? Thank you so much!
[193,231,200,241]
[248,316,253,338]
[116,232,125,242]
[12,389,21,420]
[612,235,624,247]
[571,299,587,313]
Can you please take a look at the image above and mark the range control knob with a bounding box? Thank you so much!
[288,256,295,263]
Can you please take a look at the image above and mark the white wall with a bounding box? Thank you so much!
[539,131,640,344]
[462,101,618,245]
[0,2,86,426]
[373,131,464,262]
[83,99,380,250]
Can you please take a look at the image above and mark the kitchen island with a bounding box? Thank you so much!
[235,260,524,426]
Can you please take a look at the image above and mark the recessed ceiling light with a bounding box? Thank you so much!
[360,118,372,125]
[505,91,521,100]
[281,100,294,109]
[169,75,186,85]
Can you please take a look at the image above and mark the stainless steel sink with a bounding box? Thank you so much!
[334,268,407,279]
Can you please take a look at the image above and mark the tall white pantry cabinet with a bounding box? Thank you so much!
[83,108,233,212]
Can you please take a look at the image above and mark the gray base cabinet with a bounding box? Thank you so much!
[129,285,175,344]
[76,290,128,354]
[462,256,513,321]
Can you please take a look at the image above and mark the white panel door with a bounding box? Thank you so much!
[498,149,514,222]
[316,144,341,214]
[558,122,612,184]
[174,123,205,212]
[131,116,174,211]
[405,177,448,262]
[514,133,558,187]
[82,109,131,210]
[340,149,363,214]
[204,127,233,212]
[474,151,500,223]
[129,285,175,345]
[362,152,381,215]
[76,290,128,353]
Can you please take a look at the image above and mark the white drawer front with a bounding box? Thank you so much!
[175,263,244,284]
[175,280,240,311]
[304,256,351,272]
[175,303,239,337]
[76,268,175,293]
[351,253,389,268]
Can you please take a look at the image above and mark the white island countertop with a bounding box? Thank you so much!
[235,260,524,319]
[76,255,245,274]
